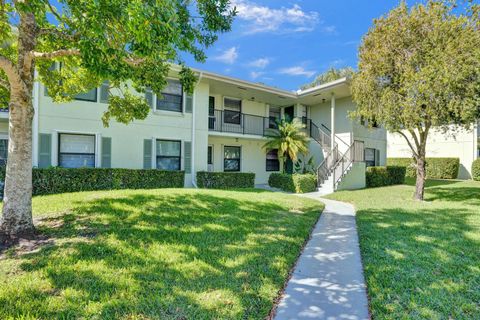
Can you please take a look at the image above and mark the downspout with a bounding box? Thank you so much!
[191,72,203,188]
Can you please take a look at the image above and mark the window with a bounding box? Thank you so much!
[157,80,183,112]
[208,96,216,130]
[269,106,281,129]
[0,139,7,166]
[207,146,213,165]
[266,149,280,171]
[224,98,241,124]
[224,146,240,172]
[365,148,376,167]
[156,140,181,170]
[74,88,98,102]
[59,134,95,168]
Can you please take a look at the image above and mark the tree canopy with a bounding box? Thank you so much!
[301,67,355,90]
[351,0,480,199]
[0,0,235,124]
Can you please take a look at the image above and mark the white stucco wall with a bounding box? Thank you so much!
[387,125,478,179]
[337,162,366,190]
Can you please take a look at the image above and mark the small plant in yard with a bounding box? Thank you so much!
[263,119,309,173]
[294,155,316,174]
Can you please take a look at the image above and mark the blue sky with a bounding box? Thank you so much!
[184,0,427,91]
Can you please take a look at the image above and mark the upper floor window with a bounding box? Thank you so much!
[157,80,183,112]
[269,106,281,129]
[224,98,241,125]
[59,133,95,168]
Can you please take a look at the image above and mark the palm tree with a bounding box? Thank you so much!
[263,118,309,173]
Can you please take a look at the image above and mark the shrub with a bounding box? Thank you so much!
[366,166,406,188]
[387,157,459,179]
[268,173,317,193]
[1,167,185,196]
[472,159,480,181]
[196,171,255,189]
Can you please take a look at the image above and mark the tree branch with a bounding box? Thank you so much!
[396,130,419,158]
[0,55,23,91]
[31,49,80,59]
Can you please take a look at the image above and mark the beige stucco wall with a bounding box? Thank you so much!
[337,162,366,190]
[387,126,478,179]
[309,97,387,166]
[207,135,279,184]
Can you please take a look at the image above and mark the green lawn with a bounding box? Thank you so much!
[327,179,480,320]
[0,189,323,319]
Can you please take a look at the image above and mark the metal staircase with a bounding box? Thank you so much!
[316,139,364,194]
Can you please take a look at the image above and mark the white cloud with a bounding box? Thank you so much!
[231,1,320,34]
[250,71,265,80]
[248,57,270,69]
[278,66,316,78]
[213,47,239,64]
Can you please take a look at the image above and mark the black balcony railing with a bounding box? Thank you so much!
[209,110,270,136]
[208,110,332,149]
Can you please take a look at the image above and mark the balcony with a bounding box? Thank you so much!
[208,110,273,136]
[208,110,332,148]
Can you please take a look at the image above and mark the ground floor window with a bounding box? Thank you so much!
[156,140,181,170]
[0,138,7,166]
[208,146,213,165]
[59,133,95,168]
[266,149,280,171]
[224,146,240,172]
[365,148,380,167]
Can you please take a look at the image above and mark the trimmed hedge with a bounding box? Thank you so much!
[387,157,459,179]
[268,173,317,193]
[1,167,185,196]
[472,159,480,181]
[366,166,406,188]
[196,171,255,189]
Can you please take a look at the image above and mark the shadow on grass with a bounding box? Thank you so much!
[356,189,480,318]
[1,192,321,319]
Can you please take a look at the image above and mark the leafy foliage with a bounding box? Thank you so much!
[351,0,480,199]
[352,1,480,133]
[268,173,317,193]
[301,67,355,90]
[387,157,459,179]
[263,119,309,173]
[365,166,406,188]
[0,167,185,195]
[294,155,316,174]
[1,0,235,124]
[196,171,255,189]
[472,159,480,181]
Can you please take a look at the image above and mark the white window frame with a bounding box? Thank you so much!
[52,130,101,168]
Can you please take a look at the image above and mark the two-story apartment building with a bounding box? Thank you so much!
[0,66,387,192]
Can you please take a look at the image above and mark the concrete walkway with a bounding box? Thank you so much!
[274,194,370,320]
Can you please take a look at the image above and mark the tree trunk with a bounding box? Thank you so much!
[0,93,35,236]
[414,154,426,201]
[0,12,37,237]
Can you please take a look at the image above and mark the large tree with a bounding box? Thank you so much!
[301,67,355,90]
[0,0,234,237]
[352,0,480,200]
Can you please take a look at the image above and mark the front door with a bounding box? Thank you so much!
[284,106,294,122]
